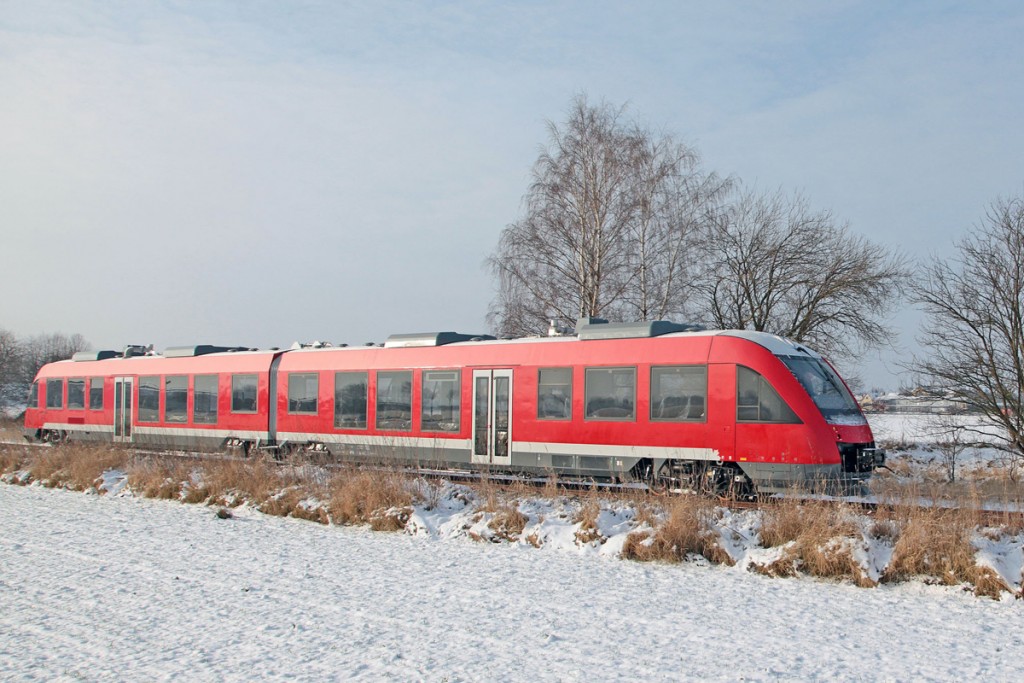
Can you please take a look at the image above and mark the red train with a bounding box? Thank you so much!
[22,320,885,495]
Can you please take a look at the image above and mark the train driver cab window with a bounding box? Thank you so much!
[28,382,39,409]
[422,370,460,432]
[736,366,800,424]
[67,378,85,410]
[334,372,368,429]
[138,376,160,422]
[164,376,188,423]
[585,367,636,421]
[288,373,320,414]
[45,379,64,409]
[376,370,412,431]
[231,374,258,413]
[193,375,219,424]
[89,377,104,410]
[651,366,707,421]
[538,367,572,420]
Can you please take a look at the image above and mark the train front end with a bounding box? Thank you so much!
[723,332,886,496]
[780,353,885,492]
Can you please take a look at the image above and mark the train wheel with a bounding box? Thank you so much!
[696,463,754,501]
[633,459,672,495]
[42,429,67,445]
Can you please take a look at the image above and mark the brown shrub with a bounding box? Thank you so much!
[620,530,658,561]
[126,457,191,500]
[327,469,414,528]
[880,507,1007,598]
[622,496,731,565]
[487,504,528,541]
[259,487,305,517]
[291,501,330,525]
[748,555,799,578]
[62,446,129,491]
[181,485,210,504]
[574,499,604,545]
[20,445,126,490]
[759,496,811,547]
[757,498,873,586]
[26,451,62,486]
[369,506,413,532]
[632,501,663,530]
[0,446,28,475]
[201,458,280,506]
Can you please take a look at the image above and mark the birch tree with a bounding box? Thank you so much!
[488,95,725,335]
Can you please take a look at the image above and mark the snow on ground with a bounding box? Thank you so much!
[2,484,1023,682]
[868,413,1006,448]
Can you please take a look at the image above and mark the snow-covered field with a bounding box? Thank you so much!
[868,413,1007,447]
[2,483,1023,682]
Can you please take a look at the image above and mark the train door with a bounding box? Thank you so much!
[706,364,736,459]
[113,377,134,443]
[471,369,513,466]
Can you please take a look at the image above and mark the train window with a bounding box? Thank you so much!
[376,370,412,431]
[334,372,368,429]
[650,366,707,421]
[138,376,160,422]
[538,367,572,420]
[736,366,800,424]
[67,378,86,410]
[89,377,104,410]
[585,367,636,421]
[164,376,188,423]
[45,379,64,409]
[231,374,258,413]
[193,375,219,424]
[288,373,320,414]
[780,356,863,424]
[28,382,39,409]
[422,370,460,432]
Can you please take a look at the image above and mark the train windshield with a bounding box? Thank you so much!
[781,356,865,425]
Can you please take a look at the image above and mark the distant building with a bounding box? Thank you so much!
[870,387,972,414]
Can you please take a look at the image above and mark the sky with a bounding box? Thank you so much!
[1,1,1022,389]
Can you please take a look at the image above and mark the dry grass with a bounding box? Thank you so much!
[0,417,23,442]
[22,444,129,491]
[0,448,25,475]
[573,499,604,545]
[0,445,29,477]
[486,503,528,541]
[126,457,192,500]
[198,458,281,506]
[327,468,415,530]
[756,497,875,587]
[258,486,306,518]
[622,496,732,565]
[877,504,1011,596]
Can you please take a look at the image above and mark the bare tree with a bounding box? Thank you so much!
[19,332,90,383]
[913,195,1024,460]
[620,135,731,322]
[0,328,23,409]
[487,95,725,335]
[930,412,974,483]
[693,187,910,359]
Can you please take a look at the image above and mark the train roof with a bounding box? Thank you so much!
[38,323,824,375]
